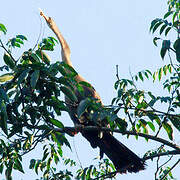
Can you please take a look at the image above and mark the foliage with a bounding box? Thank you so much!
[0,1,180,180]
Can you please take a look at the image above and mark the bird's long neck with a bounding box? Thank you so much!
[52,27,72,67]
[40,11,87,82]
[52,25,87,82]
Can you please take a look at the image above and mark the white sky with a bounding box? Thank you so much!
[0,0,179,179]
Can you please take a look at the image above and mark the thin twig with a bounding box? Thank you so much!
[155,155,160,180]
[107,105,179,118]
[73,138,83,169]
[116,65,120,81]
[143,150,180,161]
[160,158,180,180]
[92,170,118,180]
[168,50,180,76]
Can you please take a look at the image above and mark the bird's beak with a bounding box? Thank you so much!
[39,8,49,23]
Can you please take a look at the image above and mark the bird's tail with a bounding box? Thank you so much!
[98,133,145,173]
[82,131,145,173]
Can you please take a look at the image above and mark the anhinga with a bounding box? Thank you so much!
[40,11,145,173]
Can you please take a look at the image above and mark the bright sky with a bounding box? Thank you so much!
[0,0,179,179]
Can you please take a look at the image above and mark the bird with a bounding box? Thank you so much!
[40,10,145,173]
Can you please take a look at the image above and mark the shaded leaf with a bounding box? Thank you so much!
[160,48,167,59]
[165,27,171,36]
[17,69,30,85]
[170,116,180,132]
[153,37,161,46]
[0,101,8,135]
[60,86,78,102]
[152,21,163,33]
[16,35,27,40]
[0,88,9,102]
[30,70,40,89]
[77,98,90,118]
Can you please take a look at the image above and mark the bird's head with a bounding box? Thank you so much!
[39,9,59,33]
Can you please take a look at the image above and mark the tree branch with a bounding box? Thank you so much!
[25,124,180,152]
[60,125,180,151]
[143,150,180,161]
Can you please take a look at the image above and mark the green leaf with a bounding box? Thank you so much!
[158,68,163,81]
[61,62,78,77]
[60,86,78,102]
[172,12,177,24]
[170,116,180,132]
[150,19,160,32]
[36,50,51,65]
[77,98,90,118]
[16,35,27,40]
[162,40,171,49]
[14,159,24,173]
[0,101,8,135]
[79,81,92,88]
[163,11,173,19]
[147,122,155,132]
[162,122,173,140]
[152,21,163,33]
[0,73,14,83]
[153,37,161,46]
[173,38,180,62]
[0,163,4,174]
[30,70,40,89]
[17,69,30,85]
[42,149,49,161]
[3,53,15,69]
[165,27,171,36]
[58,65,67,76]
[0,23,7,34]
[50,118,64,128]
[29,159,36,169]
[138,72,144,81]
[0,88,9,102]
[30,53,40,63]
[160,24,167,35]
[160,48,167,59]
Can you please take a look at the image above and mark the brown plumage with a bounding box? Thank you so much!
[40,10,145,173]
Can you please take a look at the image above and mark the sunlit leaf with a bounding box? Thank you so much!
[163,11,173,19]
[0,23,7,34]
[147,122,155,132]
[162,122,173,140]
[50,118,64,128]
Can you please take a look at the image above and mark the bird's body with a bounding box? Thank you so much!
[40,10,145,173]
